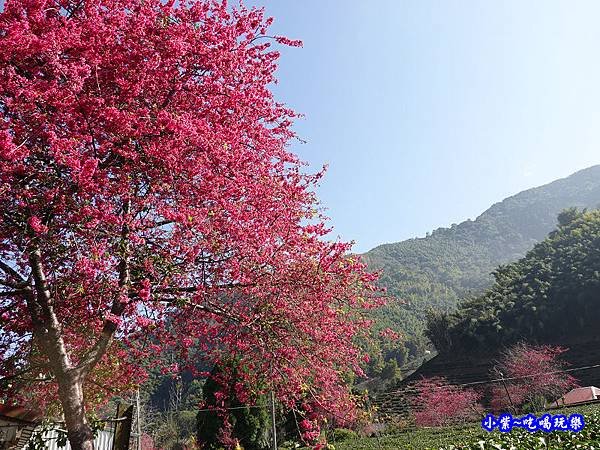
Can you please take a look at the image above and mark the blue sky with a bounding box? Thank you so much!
[3,1,600,252]
[245,1,600,252]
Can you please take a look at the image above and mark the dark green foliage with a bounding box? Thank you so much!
[557,207,581,227]
[445,209,600,351]
[196,375,223,449]
[330,428,358,442]
[154,409,198,450]
[363,165,600,359]
[380,359,401,382]
[424,310,455,354]
[359,327,412,379]
[197,369,270,450]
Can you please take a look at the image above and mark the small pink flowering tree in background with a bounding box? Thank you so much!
[0,0,382,448]
[411,377,483,427]
[490,343,578,413]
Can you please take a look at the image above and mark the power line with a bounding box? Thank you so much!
[196,404,265,412]
[382,361,600,395]
[461,362,600,387]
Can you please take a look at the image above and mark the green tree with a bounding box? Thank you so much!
[197,368,270,450]
[380,359,401,383]
[424,310,455,353]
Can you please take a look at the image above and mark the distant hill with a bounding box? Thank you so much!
[362,165,600,366]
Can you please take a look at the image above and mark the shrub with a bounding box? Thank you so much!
[331,428,358,442]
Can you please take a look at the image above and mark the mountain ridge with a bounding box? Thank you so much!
[368,164,600,254]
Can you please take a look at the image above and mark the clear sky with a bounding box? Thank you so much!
[3,1,600,252]
[245,1,600,252]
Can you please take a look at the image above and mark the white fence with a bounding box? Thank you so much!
[34,429,114,450]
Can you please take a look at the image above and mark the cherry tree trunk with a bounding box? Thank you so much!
[57,374,95,450]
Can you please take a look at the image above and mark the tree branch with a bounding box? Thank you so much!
[0,260,26,285]
[78,198,131,376]
[158,296,238,321]
[0,289,27,297]
[0,365,43,384]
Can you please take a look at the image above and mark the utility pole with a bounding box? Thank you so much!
[499,372,515,414]
[136,388,142,450]
[270,391,277,450]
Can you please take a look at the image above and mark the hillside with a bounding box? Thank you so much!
[375,209,600,418]
[362,165,600,365]
[443,208,600,351]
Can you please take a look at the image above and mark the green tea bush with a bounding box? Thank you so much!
[331,428,358,442]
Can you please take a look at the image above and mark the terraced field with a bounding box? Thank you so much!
[331,403,600,450]
[374,339,600,419]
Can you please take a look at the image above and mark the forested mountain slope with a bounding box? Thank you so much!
[362,165,600,365]
[443,208,600,351]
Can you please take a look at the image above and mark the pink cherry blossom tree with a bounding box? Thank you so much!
[0,1,381,448]
[411,377,483,427]
[490,343,578,413]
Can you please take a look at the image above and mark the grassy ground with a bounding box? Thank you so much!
[331,403,600,450]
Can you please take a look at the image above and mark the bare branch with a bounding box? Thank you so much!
[152,282,254,295]
[142,219,175,230]
[0,289,27,297]
[0,260,26,284]
[160,297,237,320]
[0,366,43,384]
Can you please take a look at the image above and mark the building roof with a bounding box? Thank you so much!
[0,404,41,450]
[561,386,600,405]
[0,404,41,425]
